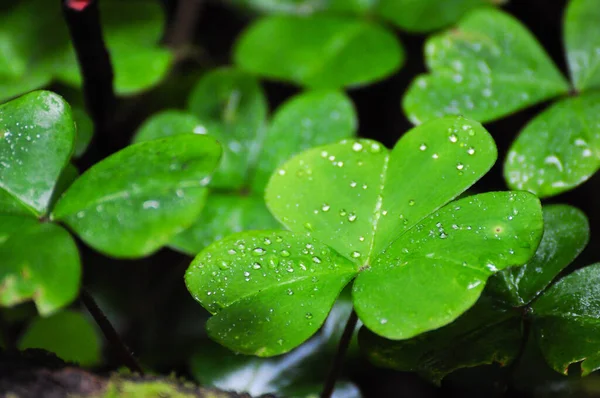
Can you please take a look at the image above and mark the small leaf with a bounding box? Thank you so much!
[187,68,268,189]
[359,296,522,384]
[170,194,279,255]
[353,191,542,339]
[565,0,600,91]
[403,9,569,124]
[0,91,76,216]
[532,263,600,376]
[18,310,101,366]
[234,15,404,89]
[133,110,205,143]
[52,135,221,258]
[504,91,600,197]
[185,230,356,356]
[377,0,492,33]
[251,90,357,193]
[0,216,81,315]
[487,205,589,306]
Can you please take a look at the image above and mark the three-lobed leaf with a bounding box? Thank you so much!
[234,15,404,89]
[403,9,569,124]
[187,116,544,356]
[0,91,75,216]
[52,135,222,258]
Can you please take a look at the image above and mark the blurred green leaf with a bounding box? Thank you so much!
[18,310,101,366]
[133,110,205,143]
[52,135,222,258]
[0,217,81,316]
[403,9,569,124]
[565,0,600,92]
[234,15,403,88]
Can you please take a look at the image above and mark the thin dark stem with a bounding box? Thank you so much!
[320,309,358,398]
[80,288,144,374]
[165,0,204,59]
[61,0,118,152]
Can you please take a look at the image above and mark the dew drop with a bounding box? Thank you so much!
[352,251,361,258]
[419,143,427,151]
[432,153,439,159]
[467,147,475,155]
[380,319,388,325]
[312,256,322,264]
[359,236,365,242]
[449,134,458,143]
[321,204,330,212]
[348,213,357,222]
[253,248,266,256]
[352,142,363,151]
[370,143,382,153]
[456,163,464,170]
[263,238,272,245]
[350,181,357,188]
[339,209,347,217]
[243,271,250,277]
[408,200,416,206]
[287,289,294,295]
[253,262,262,270]
[227,249,237,255]
[281,250,290,257]
[305,313,313,320]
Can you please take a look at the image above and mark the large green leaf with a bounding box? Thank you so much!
[234,15,403,89]
[403,9,569,124]
[504,90,600,198]
[376,0,492,33]
[532,263,600,375]
[0,91,75,216]
[565,0,600,92]
[359,296,522,384]
[487,205,589,307]
[187,68,268,190]
[18,310,101,366]
[251,90,357,193]
[52,135,221,258]
[186,116,541,354]
[0,216,80,315]
[185,230,357,356]
[170,194,279,255]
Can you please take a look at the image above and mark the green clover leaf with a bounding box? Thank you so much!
[360,204,591,382]
[234,15,404,89]
[185,116,543,356]
[403,9,568,124]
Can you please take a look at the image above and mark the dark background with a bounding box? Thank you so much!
[70,0,600,396]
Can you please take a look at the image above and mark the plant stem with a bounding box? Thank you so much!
[320,309,358,398]
[61,0,118,152]
[80,288,144,374]
[165,0,204,59]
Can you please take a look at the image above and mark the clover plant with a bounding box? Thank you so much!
[185,115,544,357]
[403,0,600,197]
[0,0,172,102]
[133,67,357,255]
[0,90,222,315]
[360,204,597,382]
